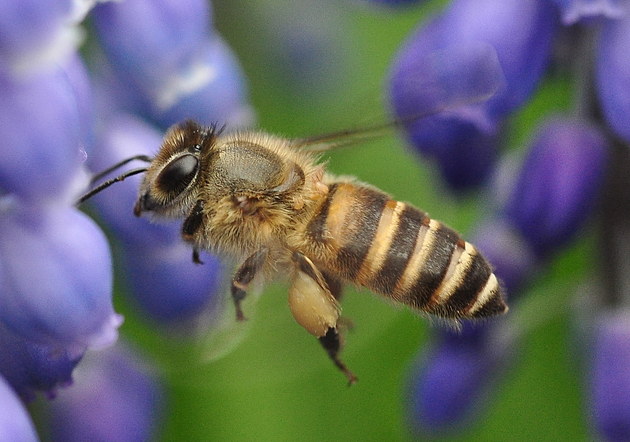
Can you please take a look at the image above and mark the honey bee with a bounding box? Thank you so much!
[80,119,507,384]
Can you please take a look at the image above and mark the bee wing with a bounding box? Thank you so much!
[296,42,506,153]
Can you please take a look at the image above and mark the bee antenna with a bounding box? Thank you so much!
[88,154,153,185]
[77,167,149,205]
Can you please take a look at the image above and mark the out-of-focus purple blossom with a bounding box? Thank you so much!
[91,0,212,93]
[0,0,83,75]
[47,344,163,442]
[389,0,557,189]
[123,242,223,322]
[148,36,253,128]
[504,118,608,258]
[0,202,120,349]
[91,0,251,129]
[0,65,87,203]
[471,217,536,295]
[0,375,38,442]
[89,0,252,130]
[589,310,630,442]
[408,322,511,434]
[552,0,626,25]
[596,12,630,143]
[0,323,84,401]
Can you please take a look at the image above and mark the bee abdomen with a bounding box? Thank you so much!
[376,209,507,319]
[308,182,506,319]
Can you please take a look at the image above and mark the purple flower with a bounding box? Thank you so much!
[0,202,120,348]
[148,36,253,128]
[589,310,630,442]
[0,323,84,401]
[0,375,38,442]
[408,323,511,433]
[0,0,81,75]
[504,118,608,258]
[596,11,630,143]
[91,0,212,93]
[47,344,163,442]
[123,242,223,322]
[552,0,626,25]
[389,0,557,189]
[0,65,86,203]
[91,0,251,129]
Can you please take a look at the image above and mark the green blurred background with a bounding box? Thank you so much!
[120,1,593,440]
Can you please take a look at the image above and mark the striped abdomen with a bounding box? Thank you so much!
[306,182,507,319]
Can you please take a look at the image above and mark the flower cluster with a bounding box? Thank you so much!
[380,0,628,438]
[0,0,251,438]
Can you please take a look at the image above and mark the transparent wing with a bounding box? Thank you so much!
[297,42,506,152]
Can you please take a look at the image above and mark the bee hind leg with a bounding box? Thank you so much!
[319,327,358,386]
[231,248,268,321]
[289,252,357,385]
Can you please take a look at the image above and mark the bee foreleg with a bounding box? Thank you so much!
[289,252,357,385]
[191,247,203,265]
[231,248,268,321]
[182,199,205,240]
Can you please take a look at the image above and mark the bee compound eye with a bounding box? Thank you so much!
[157,154,199,195]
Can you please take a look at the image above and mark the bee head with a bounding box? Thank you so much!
[134,120,217,218]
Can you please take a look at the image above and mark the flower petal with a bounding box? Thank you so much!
[0,375,38,441]
[0,203,120,348]
[596,12,630,143]
[47,344,163,442]
[504,118,608,258]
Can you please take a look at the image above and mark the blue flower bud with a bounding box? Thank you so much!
[597,11,630,143]
[87,114,180,246]
[47,344,163,442]
[0,0,81,75]
[589,310,630,441]
[504,118,608,258]
[148,37,253,128]
[0,375,38,441]
[551,0,626,25]
[408,322,508,433]
[389,0,557,189]
[123,242,223,322]
[0,202,120,348]
[0,64,87,203]
[0,323,84,401]
[91,0,213,102]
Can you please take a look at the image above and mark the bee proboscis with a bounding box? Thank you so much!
[80,120,507,384]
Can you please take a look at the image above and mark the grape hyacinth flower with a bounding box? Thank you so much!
[47,344,163,442]
[0,14,121,406]
[389,0,558,190]
[589,310,630,442]
[1,0,251,437]
[90,0,252,129]
[0,375,38,442]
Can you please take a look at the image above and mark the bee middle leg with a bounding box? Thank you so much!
[231,248,268,321]
[290,252,357,385]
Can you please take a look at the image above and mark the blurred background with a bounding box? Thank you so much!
[1,0,614,440]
